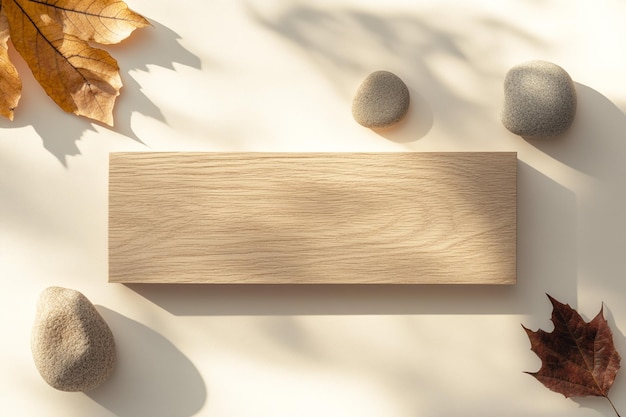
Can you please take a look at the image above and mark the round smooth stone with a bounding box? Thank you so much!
[31,287,116,392]
[501,60,577,138]
[352,70,410,129]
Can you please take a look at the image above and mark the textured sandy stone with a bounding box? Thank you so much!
[501,60,577,138]
[352,70,410,129]
[31,287,115,392]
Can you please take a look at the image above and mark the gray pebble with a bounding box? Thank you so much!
[352,70,410,129]
[501,60,576,138]
[31,287,116,392]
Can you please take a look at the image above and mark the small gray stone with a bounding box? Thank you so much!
[352,70,410,129]
[501,60,577,138]
[31,287,116,392]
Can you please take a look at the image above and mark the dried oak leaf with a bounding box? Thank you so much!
[0,0,150,125]
[0,9,20,120]
[523,294,621,402]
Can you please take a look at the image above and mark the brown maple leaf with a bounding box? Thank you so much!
[523,294,622,416]
[0,0,149,125]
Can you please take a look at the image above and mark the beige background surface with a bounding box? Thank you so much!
[2,0,626,415]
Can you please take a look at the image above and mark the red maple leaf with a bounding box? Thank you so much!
[523,294,622,416]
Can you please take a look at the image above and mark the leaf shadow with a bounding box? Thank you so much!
[87,306,207,417]
[247,3,544,143]
[0,19,201,166]
[107,19,203,142]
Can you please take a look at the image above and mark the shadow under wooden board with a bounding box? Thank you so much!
[109,152,517,284]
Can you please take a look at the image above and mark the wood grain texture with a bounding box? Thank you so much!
[109,152,517,284]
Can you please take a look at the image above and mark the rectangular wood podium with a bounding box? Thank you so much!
[109,152,516,284]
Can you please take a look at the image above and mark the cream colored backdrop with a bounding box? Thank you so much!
[2,1,626,416]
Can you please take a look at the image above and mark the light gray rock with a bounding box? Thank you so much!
[501,60,577,138]
[31,287,116,392]
[352,70,410,129]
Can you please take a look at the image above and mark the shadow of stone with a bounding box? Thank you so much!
[87,307,207,417]
[525,84,626,307]
[525,83,626,181]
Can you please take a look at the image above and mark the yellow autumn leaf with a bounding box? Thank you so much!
[0,11,20,120]
[1,0,149,125]
[35,0,150,44]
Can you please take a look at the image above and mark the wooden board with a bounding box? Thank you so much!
[109,152,517,284]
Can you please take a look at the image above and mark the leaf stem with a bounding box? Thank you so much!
[606,395,621,417]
